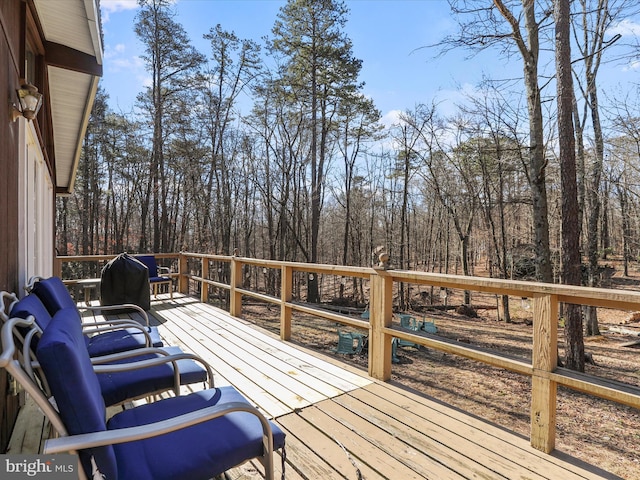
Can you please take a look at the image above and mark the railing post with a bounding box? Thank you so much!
[54,256,62,278]
[281,265,292,341]
[530,293,558,453]
[178,253,188,294]
[368,269,393,380]
[229,254,242,317]
[201,257,209,303]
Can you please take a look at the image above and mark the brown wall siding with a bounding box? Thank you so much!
[0,0,27,453]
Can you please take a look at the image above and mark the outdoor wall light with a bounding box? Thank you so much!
[10,83,43,122]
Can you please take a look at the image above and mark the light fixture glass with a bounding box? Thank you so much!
[16,83,43,120]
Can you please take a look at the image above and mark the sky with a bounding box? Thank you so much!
[99,0,640,126]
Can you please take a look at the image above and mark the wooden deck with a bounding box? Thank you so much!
[8,294,622,479]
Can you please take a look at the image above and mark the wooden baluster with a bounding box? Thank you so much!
[229,253,242,317]
[281,265,293,341]
[369,256,393,380]
[201,257,209,303]
[178,253,188,294]
[531,293,558,453]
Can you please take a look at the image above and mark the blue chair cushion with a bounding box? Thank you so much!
[136,256,170,284]
[97,346,208,406]
[31,276,77,314]
[36,307,117,479]
[9,294,55,349]
[10,293,54,329]
[86,327,164,357]
[136,255,159,278]
[149,275,170,284]
[108,387,286,480]
[32,276,164,354]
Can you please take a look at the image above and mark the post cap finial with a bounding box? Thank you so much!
[378,252,390,269]
[372,246,390,269]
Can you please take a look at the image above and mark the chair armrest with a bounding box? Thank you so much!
[88,347,172,364]
[157,266,171,275]
[81,322,153,347]
[32,351,215,394]
[78,304,150,326]
[92,352,215,388]
[43,402,273,455]
[81,319,151,331]
[29,346,178,371]
[81,319,149,331]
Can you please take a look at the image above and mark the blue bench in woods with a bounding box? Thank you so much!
[335,329,367,355]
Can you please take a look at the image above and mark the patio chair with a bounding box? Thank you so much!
[10,289,160,357]
[136,255,174,299]
[25,276,164,356]
[0,313,285,480]
[421,316,438,334]
[396,313,420,348]
[392,337,400,364]
[87,343,213,407]
[3,292,212,407]
[335,329,366,355]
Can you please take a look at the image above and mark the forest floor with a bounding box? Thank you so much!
[240,259,640,479]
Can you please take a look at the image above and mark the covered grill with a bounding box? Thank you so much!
[100,253,150,311]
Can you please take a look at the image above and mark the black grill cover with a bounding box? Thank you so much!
[100,253,150,311]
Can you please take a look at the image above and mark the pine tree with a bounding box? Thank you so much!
[268,0,366,302]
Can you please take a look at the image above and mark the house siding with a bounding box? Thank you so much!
[0,0,26,452]
[0,0,101,453]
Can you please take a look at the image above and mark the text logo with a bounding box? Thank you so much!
[1,455,77,479]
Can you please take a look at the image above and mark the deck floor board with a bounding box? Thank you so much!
[10,294,622,479]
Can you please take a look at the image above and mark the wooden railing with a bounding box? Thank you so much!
[55,252,640,455]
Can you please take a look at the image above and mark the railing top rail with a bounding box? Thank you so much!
[57,254,117,261]
[57,253,640,310]
[240,258,374,278]
[390,269,640,310]
[57,253,179,261]
[177,253,374,278]
[179,252,234,261]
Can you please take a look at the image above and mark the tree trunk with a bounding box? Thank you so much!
[617,184,630,277]
[525,73,553,282]
[555,0,584,371]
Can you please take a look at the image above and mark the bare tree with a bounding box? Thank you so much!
[572,0,637,335]
[462,82,531,322]
[268,0,366,302]
[403,105,480,304]
[201,25,262,254]
[135,0,205,252]
[335,94,381,267]
[439,0,554,282]
[389,119,423,309]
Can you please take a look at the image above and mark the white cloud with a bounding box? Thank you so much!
[624,59,640,72]
[607,20,640,72]
[105,53,145,74]
[101,0,139,14]
[104,43,127,59]
[608,19,640,37]
[380,109,403,129]
[100,0,138,22]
